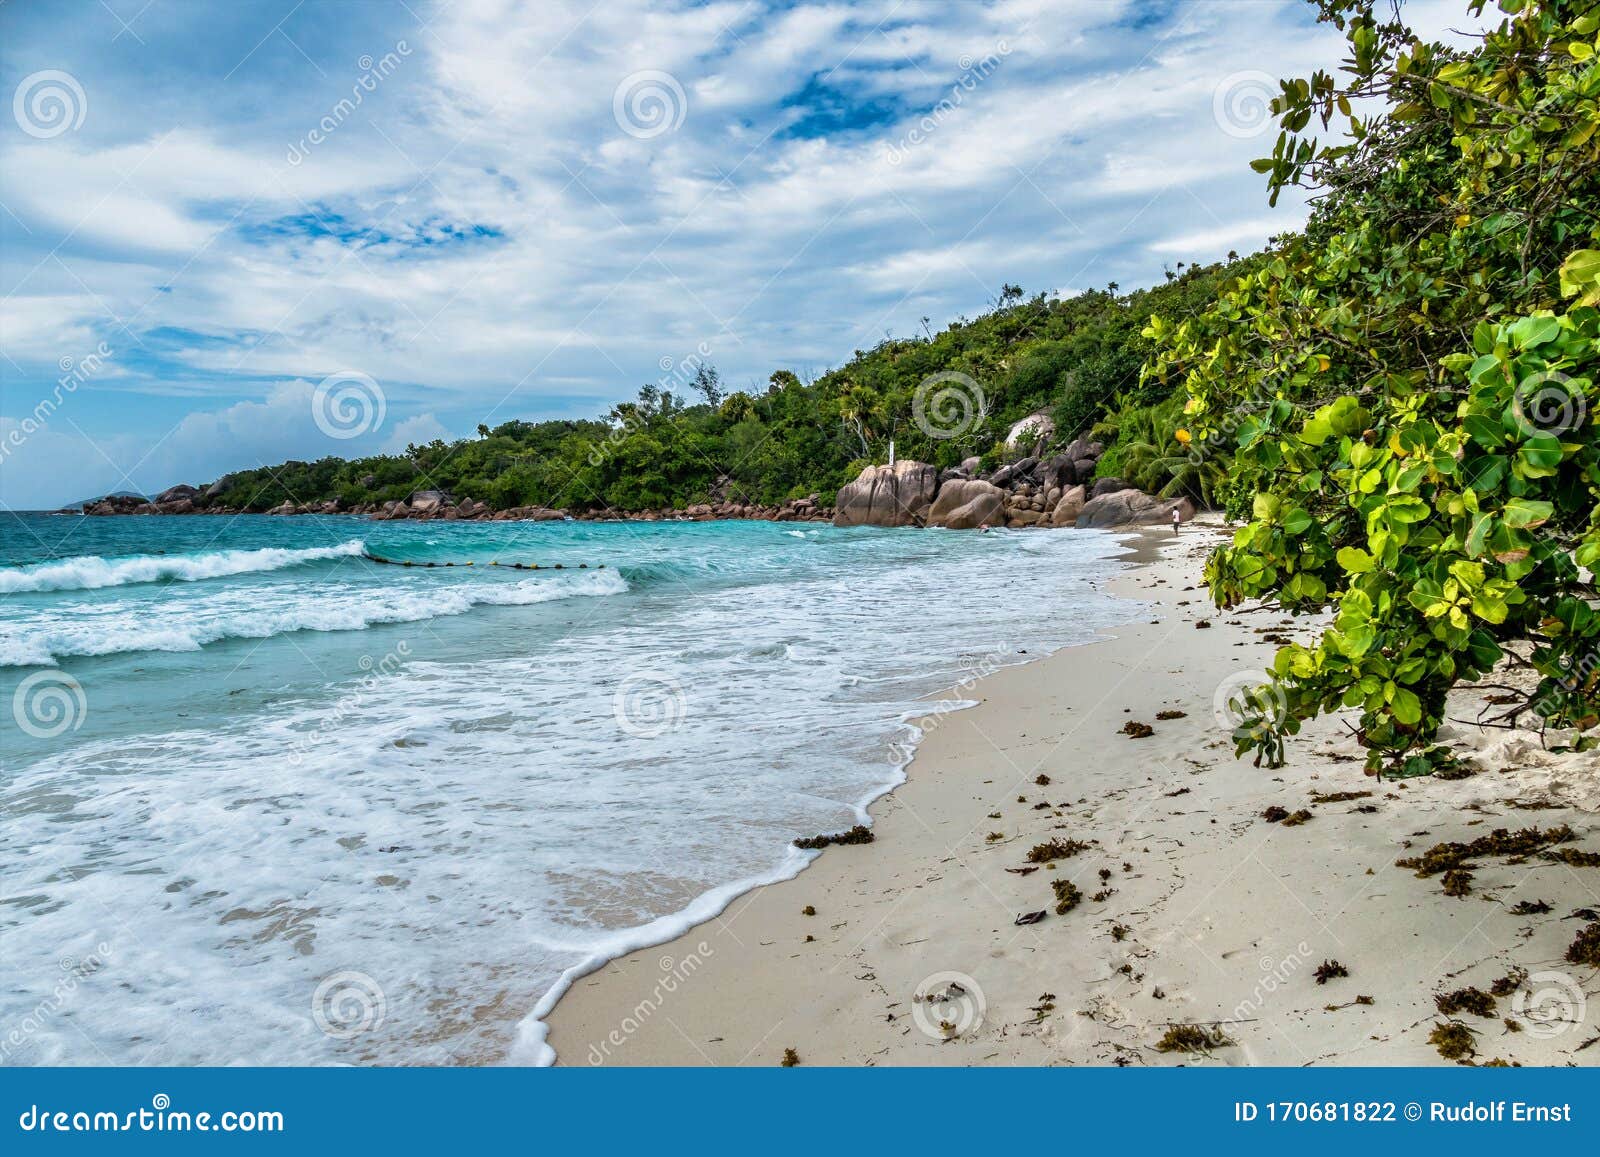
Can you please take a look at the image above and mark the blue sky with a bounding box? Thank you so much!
[0,0,1463,509]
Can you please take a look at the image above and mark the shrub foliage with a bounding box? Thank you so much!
[1146,0,1600,771]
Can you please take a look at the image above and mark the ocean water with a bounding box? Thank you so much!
[0,512,1137,1065]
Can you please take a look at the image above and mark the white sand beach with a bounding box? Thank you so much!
[545,518,1600,1067]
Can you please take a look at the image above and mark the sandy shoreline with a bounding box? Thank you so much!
[543,519,1599,1067]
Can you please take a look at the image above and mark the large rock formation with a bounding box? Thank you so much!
[408,490,451,513]
[1004,409,1055,452]
[1049,485,1087,527]
[832,461,940,527]
[926,479,1005,530]
[1076,491,1196,528]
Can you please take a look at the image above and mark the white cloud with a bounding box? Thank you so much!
[0,0,1368,506]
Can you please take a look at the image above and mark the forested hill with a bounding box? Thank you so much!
[194,259,1253,515]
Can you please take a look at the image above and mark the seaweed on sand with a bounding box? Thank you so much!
[1428,1022,1477,1061]
[1313,960,1349,985]
[1543,848,1600,868]
[1435,988,1496,1017]
[793,824,874,850]
[1510,899,1552,915]
[1121,720,1154,739]
[1310,790,1373,804]
[781,1048,800,1067]
[1052,879,1082,915]
[1395,826,1575,877]
[1280,809,1314,827]
[1262,805,1290,823]
[1026,837,1090,863]
[1441,869,1474,897]
[1155,1024,1232,1054]
[1566,923,1600,968]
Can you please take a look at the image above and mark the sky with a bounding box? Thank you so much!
[0,0,1473,509]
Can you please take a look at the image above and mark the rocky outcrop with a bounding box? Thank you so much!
[1049,485,1087,527]
[832,461,940,527]
[1004,410,1055,452]
[1089,477,1133,499]
[154,484,199,504]
[408,489,451,514]
[1076,491,1195,528]
[926,479,1004,530]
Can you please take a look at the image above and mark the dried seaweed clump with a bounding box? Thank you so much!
[1441,869,1474,897]
[1262,805,1290,823]
[1566,923,1600,969]
[1052,879,1083,916]
[1310,790,1373,804]
[1121,720,1154,739]
[1280,809,1314,827]
[780,1048,800,1067]
[1155,709,1187,720]
[1155,1024,1233,1053]
[1543,848,1600,868]
[1490,969,1527,998]
[1396,825,1575,877]
[1313,960,1349,985]
[1434,987,1496,1018]
[793,824,874,850]
[1428,1022,1476,1061]
[1026,837,1090,863]
[1510,899,1552,915]
[1034,774,1051,786]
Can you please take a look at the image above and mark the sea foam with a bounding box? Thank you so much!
[0,540,367,593]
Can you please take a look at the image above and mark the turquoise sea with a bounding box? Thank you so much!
[0,512,1137,1065]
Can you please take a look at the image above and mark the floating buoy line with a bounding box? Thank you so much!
[362,551,602,571]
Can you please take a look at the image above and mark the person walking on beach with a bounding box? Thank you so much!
[1171,506,1181,535]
